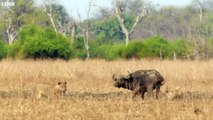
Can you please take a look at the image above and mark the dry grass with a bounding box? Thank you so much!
[0,59,213,120]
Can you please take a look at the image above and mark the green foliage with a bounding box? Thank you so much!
[52,4,69,26]
[120,41,145,59]
[88,36,191,60]
[7,27,192,60]
[0,41,7,60]
[92,15,136,44]
[124,15,136,31]
[93,17,124,43]
[8,25,43,58]
[90,41,124,60]
[8,25,73,60]
[169,39,190,58]
[92,44,112,60]
[143,36,170,58]
[73,37,87,59]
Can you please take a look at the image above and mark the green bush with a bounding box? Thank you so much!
[8,25,42,58]
[9,25,73,60]
[121,41,145,59]
[7,25,192,60]
[169,39,190,58]
[73,37,87,59]
[143,36,170,58]
[0,41,7,60]
[7,39,26,58]
[90,43,123,60]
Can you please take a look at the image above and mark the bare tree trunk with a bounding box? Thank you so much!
[85,42,90,60]
[71,23,76,43]
[159,50,163,60]
[196,0,203,22]
[5,17,21,44]
[6,19,14,44]
[114,0,148,46]
[173,51,176,60]
[43,2,57,32]
[79,0,93,60]
[125,32,130,46]
[172,22,176,35]
[84,29,90,60]
[49,15,57,32]
[193,0,204,60]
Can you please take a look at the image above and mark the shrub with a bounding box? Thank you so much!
[90,43,122,60]
[0,41,7,60]
[143,36,170,58]
[73,37,87,59]
[9,25,73,60]
[169,39,190,58]
[121,41,145,59]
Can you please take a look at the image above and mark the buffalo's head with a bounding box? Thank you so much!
[112,74,131,88]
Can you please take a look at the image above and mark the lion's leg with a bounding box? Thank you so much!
[37,92,41,99]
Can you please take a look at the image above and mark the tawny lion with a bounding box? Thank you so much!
[33,81,67,99]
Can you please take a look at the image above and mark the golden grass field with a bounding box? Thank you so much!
[0,59,213,120]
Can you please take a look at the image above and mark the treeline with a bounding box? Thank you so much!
[0,25,190,60]
[1,0,213,60]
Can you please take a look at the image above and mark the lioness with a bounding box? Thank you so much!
[34,81,67,99]
[165,87,183,100]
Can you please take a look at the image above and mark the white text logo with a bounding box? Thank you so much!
[1,2,15,7]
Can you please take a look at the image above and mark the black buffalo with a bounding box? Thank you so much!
[112,69,165,99]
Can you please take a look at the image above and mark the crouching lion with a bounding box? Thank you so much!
[33,81,67,99]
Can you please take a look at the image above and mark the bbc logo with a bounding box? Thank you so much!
[1,1,15,7]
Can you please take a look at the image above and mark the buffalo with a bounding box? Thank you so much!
[112,69,165,99]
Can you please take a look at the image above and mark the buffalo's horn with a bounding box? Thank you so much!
[123,75,130,79]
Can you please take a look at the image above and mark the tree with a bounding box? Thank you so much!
[113,0,149,45]
[8,25,73,60]
[43,1,76,42]
[43,0,58,32]
[0,41,7,60]
[76,0,95,60]
[0,0,34,44]
[92,17,124,44]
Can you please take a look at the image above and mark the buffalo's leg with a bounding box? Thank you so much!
[141,89,146,99]
[147,85,154,98]
[132,86,140,99]
[156,85,161,99]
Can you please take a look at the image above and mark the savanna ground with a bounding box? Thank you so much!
[0,59,213,120]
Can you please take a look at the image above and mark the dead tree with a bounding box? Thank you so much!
[193,0,210,60]
[196,0,203,22]
[43,0,76,43]
[114,0,149,46]
[77,0,94,60]
[58,17,76,43]
[5,17,18,44]
[3,8,25,44]
[43,0,57,32]
[71,22,77,43]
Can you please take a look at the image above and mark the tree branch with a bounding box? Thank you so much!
[129,5,148,35]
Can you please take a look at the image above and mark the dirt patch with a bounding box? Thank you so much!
[0,90,213,100]
[0,90,32,98]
